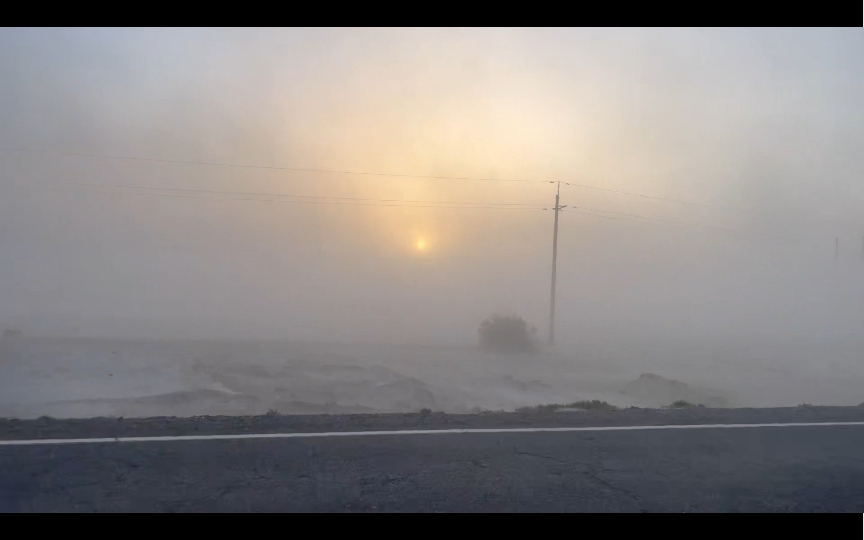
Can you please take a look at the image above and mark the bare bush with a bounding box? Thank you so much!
[478,314,537,353]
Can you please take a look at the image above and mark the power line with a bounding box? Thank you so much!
[571,205,740,233]
[3,147,731,209]
[567,208,800,244]
[563,181,730,210]
[39,181,740,232]
[8,181,797,241]
[6,179,770,237]
[41,180,547,207]
[567,208,712,230]
[7,180,746,229]
[26,184,547,210]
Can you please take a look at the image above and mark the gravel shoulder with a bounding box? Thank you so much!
[4,405,864,440]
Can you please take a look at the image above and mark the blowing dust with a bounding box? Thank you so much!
[2,29,864,420]
[2,328,863,419]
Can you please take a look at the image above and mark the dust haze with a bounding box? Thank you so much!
[1,28,864,418]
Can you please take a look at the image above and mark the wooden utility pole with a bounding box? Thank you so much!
[549,182,566,345]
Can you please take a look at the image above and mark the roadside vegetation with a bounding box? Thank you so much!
[478,314,538,354]
[665,400,705,409]
[516,400,618,413]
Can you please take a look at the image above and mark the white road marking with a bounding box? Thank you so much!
[2,421,864,446]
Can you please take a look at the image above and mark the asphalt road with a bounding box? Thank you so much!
[3,423,864,512]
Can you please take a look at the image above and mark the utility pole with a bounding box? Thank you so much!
[836,237,840,271]
[548,182,566,345]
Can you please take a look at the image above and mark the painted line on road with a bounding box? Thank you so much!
[3,421,864,446]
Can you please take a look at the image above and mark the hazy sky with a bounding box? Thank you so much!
[1,28,863,342]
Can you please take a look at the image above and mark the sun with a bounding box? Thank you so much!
[415,238,428,251]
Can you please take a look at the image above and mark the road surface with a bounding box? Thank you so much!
[3,414,864,512]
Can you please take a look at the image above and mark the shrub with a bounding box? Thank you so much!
[568,400,617,411]
[516,404,560,414]
[666,400,703,409]
[516,400,617,413]
[478,314,537,353]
